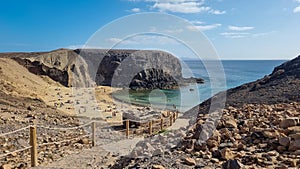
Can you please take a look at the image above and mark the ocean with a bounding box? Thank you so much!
[113,60,286,112]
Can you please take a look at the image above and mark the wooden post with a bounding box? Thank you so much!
[169,114,173,126]
[173,112,176,123]
[160,117,163,130]
[126,120,130,138]
[30,126,37,167]
[149,120,153,135]
[92,121,96,146]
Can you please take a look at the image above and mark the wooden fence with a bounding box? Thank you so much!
[124,111,179,137]
[0,111,179,167]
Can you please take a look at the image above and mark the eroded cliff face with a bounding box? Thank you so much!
[10,49,190,90]
[12,49,94,88]
[89,49,183,89]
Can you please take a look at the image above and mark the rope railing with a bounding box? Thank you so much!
[38,134,90,147]
[0,121,96,167]
[0,146,32,159]
[36,121,93,130]
[0,126,31,137]
[0,111,179,167]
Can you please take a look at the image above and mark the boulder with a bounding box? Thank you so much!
[224,117,237,128]
[222,159,244,169]
[279,117,299,128]
[207,139,219,148]
[183,157,196,166]
[220,148,235,160]
[262,130,278,139]
[0,164,12,169]
[278,137,290,147]
[288,140,300,151]
[78,138,89,144]
[152,165,166,169]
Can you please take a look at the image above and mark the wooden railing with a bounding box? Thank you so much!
[124,111,179,137]
[0,111,179,167]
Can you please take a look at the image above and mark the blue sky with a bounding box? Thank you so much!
[1,0,300,60]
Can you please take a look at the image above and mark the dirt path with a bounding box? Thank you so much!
[33,146,116,169]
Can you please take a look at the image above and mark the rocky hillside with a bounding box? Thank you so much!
[0,60,92,169]
[114,103,299,169]
[192,55,300,115]
[114,56,300,168]
[177,56,300,168]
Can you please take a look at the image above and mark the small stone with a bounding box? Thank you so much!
[237,143,245,150]
[210,158,219,163]
[292,150,300,155]
[267,150,279,156]
[258,143,268,149]
[219,142,234,148]
[283,159,297,167]
[1,164,12,169]
[234,134,242,140]
[152,165,166,169]
[277,146,286,152]
[288,139,300,151]
[275,165,288,169]
[11,152,17,157]
[263,130,278,139]
[290,133,300,140]
[145,142,155,152]
[224,118,237,128]
[220,148,235,160]
[278,137,290,147]
[222,159,243,169]
[288,126,300,133]
[207,139,219,148]
[183,157,196,166]
[153,148,163,156]
[279,117,299,128]
[78,138,89,144]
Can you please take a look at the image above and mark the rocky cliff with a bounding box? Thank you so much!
[9,49,202,90]
[88,49,184,89]
[11,49,94,88]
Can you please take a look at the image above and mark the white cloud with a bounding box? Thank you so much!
[209,9,226,15]
[147,26,183,34]
[107,38,122,44]
[294,0,300,3]
[189,20,204,25]
[130,8,141,12]
[164,28,183,33]
[128,0,225,14]
[293,5,300,13]
[153,1,209,13]
[220,32,250,38]
[221,31,277,39]
[187,23,221,31]
[252,31,277,37]
[228,25,254,31]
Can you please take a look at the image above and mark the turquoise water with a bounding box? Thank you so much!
[113,60,286,112]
